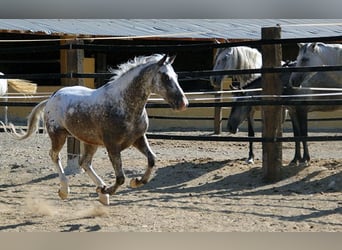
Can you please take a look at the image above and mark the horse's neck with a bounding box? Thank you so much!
[104,67,153,113]
[320,45,342,65]
[235,49,262,85]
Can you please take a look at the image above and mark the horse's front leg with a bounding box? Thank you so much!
[102,149,125,196]
[130,135,156,188]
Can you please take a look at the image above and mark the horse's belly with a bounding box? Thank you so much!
[44,92,148,148]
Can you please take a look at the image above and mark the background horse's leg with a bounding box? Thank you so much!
[298,110,310,166]
[289,109,302,166]
[130,135,156,188]
[4,95,8,125]
[4,105,8,125]
[48,131,70,200]
[246,112,255,164]
[79,143,109,205]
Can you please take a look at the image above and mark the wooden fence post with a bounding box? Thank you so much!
[261,26,283,181]
[60,36,85,174]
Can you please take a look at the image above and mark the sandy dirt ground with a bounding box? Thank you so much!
[0,131,341,232]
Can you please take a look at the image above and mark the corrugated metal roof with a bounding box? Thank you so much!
[0,19,342,40]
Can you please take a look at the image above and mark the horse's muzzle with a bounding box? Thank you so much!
[176,97,189,111]
[227,123,239,134]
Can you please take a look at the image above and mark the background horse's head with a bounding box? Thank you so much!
[289,42,342,86]
[227,100,252,134]
[151,55,188,111]
[227,85,254,134]
[210,46,262,89]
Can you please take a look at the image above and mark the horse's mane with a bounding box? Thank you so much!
[233,47,262,85]
[216,46,262,86]
[239,60,297,91]
[109,54,164,81]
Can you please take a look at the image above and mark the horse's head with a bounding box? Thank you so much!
[289,43,325,86]
[227,86,252,134]
[152,55,188,111]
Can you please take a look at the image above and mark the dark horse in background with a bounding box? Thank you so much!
[227,61,295,164]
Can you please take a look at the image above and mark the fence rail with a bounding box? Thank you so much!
[1,29,342,181]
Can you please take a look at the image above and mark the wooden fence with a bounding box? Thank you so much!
[1,26,342,181]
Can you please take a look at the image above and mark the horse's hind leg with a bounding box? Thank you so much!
[48,130,69,200]
[289,109,301,166]
[299,111,310,166]
[130,135,156,188]
[79,144,109,205]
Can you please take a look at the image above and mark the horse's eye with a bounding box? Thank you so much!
[162,74,170,82]
[301,57,309,64]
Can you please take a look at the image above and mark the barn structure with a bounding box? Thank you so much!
[1,19,342,130]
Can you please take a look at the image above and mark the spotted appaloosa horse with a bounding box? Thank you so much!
[6,54,188,205]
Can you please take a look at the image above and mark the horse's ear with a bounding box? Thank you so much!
[297,43,305,48]
[158,54,168,66]
[308,42,317,51]
[168,55,176,64]
[214,39,220,44]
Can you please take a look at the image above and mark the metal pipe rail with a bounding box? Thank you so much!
[146,133,342,143]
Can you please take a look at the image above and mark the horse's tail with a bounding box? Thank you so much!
[7,79,37,94]
[5,99,48,140]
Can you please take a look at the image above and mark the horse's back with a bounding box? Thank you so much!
[52,85,95,98]
[45,86,99,131]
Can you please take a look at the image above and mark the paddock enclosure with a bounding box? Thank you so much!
[0,20,341,231]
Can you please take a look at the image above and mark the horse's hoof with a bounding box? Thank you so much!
[246,159,254,164]
[96,186,106,194]
[299,161,310,167]
[288,161,298,167]
[58,188,69,200]
[98,193,110,206]
[130,178,143,188]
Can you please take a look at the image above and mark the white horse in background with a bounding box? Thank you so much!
[290,42,342,86]
[288,42,342,166]
[0,72,37,124]
[210,45,263,89]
